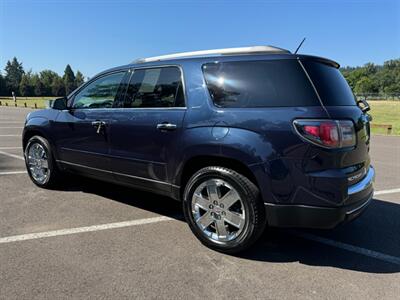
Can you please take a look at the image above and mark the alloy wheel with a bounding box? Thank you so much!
[191,178,246,243]
[26,142,50,184]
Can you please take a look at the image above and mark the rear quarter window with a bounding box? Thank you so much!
[302,60,356,106]
[202,60,320,108]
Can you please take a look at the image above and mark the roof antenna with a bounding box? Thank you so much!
[294,38,306,54]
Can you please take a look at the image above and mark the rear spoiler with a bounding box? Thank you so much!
[297,55,340,69]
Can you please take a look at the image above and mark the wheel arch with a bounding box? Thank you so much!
[22,125,60,165]
[23,128,48,150]
[178,155,260,195]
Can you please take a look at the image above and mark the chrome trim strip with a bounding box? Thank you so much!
[59,147,165,165]
[112,170,170,186]
[57,160,113,174]
[345,193,373,215]
[348,166,375,195]
[64,107,187,111]
[56,160,179,187]
[60,148,110,158]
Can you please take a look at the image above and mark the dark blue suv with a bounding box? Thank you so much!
[23,46,374,253]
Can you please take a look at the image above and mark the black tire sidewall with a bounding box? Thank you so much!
[183,167,264,253]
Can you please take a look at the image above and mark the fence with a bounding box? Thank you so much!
[355,94,400,101]
[0,97,51,109]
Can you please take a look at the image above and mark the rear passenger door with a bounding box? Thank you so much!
[109,66,186,192]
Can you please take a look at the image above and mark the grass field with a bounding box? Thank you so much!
[0,97,399,135]
[0,97,53,109]
[368,100,400,135]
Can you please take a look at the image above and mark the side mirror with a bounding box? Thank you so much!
[357,98,370,113]
[52,97,68,110]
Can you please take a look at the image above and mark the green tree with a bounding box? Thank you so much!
[342,67,368,90]
[383,59,400,70]
[0,73,6,96]
[4,57,24,95]
[63,64,76,95]
[364,62,377,74]
[31,74,44,96]
[354,76,378,94]
[75,70,85,88]
[383,82,400,94]
[52,76,65,96]
[19,71,34,96]
[341,58,400,96]
[40,70,59,96]
[377,71,395,93]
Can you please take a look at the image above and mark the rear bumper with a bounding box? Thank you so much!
[265,166,375,229]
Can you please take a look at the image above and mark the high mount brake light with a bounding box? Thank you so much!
[294,119,356,148]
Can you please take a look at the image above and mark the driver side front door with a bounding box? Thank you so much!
[53,71,127,179]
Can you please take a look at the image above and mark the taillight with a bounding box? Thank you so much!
[293,119,356,148]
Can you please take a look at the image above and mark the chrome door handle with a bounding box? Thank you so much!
[91,120,107,134]
[156,123,177,131]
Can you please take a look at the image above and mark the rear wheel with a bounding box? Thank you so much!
[24,135,61,188]
[183,166,266,253]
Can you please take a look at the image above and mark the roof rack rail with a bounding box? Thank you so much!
[133,45,291,63]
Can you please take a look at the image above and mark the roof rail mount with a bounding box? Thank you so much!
[134,45,291,63]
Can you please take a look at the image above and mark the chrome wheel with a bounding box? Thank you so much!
[26,142,50,184]
[191,178,246,243]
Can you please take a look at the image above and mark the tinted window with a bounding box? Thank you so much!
[202,60,320,108]
[125,67,185,108]
[302,61,356,106]
[72,72,125,109]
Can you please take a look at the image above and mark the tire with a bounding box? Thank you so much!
[182,166,266,254]
[24,135,62,188]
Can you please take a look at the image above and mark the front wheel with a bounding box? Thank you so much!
[182,166,266,254]
[24,135,61,188]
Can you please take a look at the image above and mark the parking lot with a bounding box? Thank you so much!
[0,106,399,299]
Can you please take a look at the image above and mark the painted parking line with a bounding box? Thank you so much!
[0,212,399,267]
[0,134,20,137]
[0,127,23,129]
[0,150,24,160]
[375,188,400,196]
[0,216,173,244]
[0,171,27,176]
[290,231,400,266]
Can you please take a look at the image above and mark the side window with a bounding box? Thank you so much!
[125,67,185,108]
[72,72,125,109]
[202,60,320,108]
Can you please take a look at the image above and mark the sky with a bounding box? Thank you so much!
[0,0,399,78]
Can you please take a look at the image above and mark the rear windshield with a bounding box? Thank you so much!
[302,60,356,106]
[202,60,320,108]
